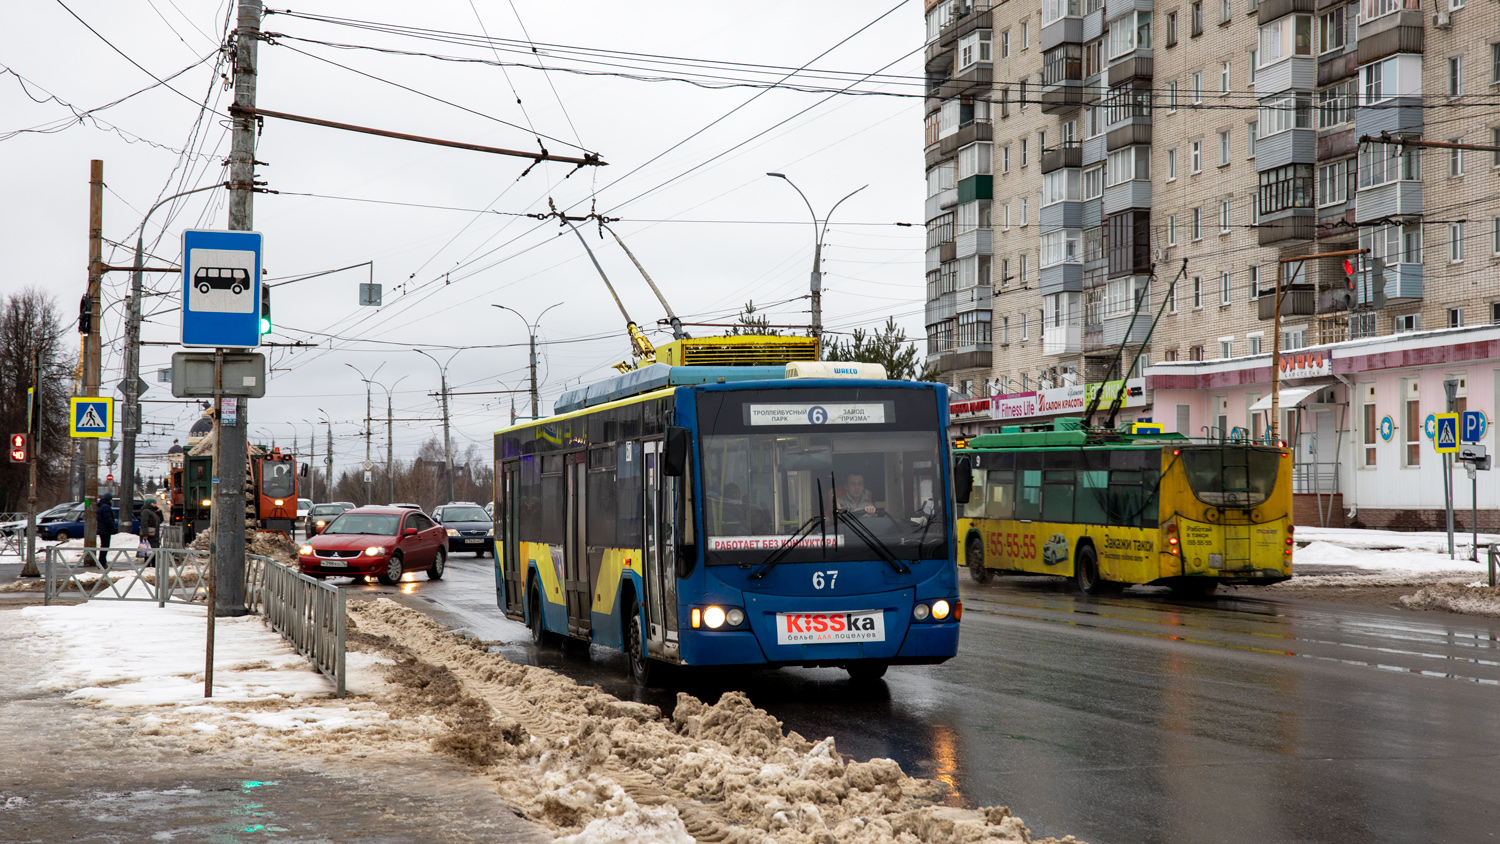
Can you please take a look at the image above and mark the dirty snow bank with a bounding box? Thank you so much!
[349,598,1078,844]
[1399,582,1500,617]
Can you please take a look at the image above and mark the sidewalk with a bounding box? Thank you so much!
[0,559,548,843]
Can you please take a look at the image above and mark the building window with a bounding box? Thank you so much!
[1318,161,1348,206]
[1318,80,1355,128]
[1106,146,1150,186]
[1394,313,1420,333]
[1221,0,1233,23]
[1360,55,1421,107]
[1107,11,1152,58]
[1220,339,1233,359]
[1358,142,1421,188]
[1168,81,1179,111]
[1167,12,1178,46]
[1084,38,1104,78]
[1218,130,1231,165]
[1168,214,1178,245]
[1001,145,1011,173]
[1449,307,1464,328]
[1019,252,1028,284]
[1019,196,1029,226]
[1248,121,1258,157]
[1362,388,1377,467]
[1493,216,1500,254]
[1192,1,1204,36]
[1451,222,1465,261]
[1193,275,1204,307]
[958,143,993,180]
[1020,138,1028,167]
[1167,148,1178,179]
[958,30,993,70]
[1249,334,1263,355]
[1220,60,1231,93]
[1083,164,1105,200]
[1168,283,1178,313]
[1258,164,1314,215]
[1404,382,1421,467]
[1020,311,1029,340]
[1000,316,1010,343]
[1043,0,1083,25]
[1450,140,1464,177]
[1449,55,1463,97]
[1249,264,1261,297]
[1192,207,1203,240]
[1283,327,1305,349]
[1259,93,1313,136]
[1040,229,1083,266]
[1220,199,1232,232]
[1192,71,1204,103]
[1259,16,1312,67]
[1000,258,1011,285]
[1191,140,1202,172]
[1021,19,1030,50]
[1493,128,1500,168]
[1320,7,1346,54]
[1220,271,1232,305]
[956,200,992,234]
[1001,29,1011,58]
[1248,49,1258,84]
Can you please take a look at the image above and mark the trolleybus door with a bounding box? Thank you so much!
[642,442,680,658]
[565,455,591,638]
[500,463,524,616]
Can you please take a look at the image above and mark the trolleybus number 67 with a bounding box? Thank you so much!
[812,570,838,590]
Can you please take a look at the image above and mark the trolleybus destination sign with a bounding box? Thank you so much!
[746,402,888,426]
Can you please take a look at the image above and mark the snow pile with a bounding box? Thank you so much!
[1292,540,1486,575]
[1399,582,1500,617]
[1298,527,1500,553]
[8,598,404,756]
[348,598,1069,844]
[188,524,297,564]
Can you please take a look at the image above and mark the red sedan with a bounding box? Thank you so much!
[298,506,447,584]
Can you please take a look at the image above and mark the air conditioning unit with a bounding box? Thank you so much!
[1433,11,1452,27]
[1155,248,1169,262]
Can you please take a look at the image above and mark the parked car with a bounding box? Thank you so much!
[39,507,141,542]
[0,502,79,537]
[296,498,313,521]
[432,502,494,556]
[298,506,447,585]
[304,502,353,537]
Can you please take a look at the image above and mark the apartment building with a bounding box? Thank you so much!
[925,0,1500,522]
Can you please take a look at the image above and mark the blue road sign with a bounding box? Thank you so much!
[1379,415,1394,441]
[182,229,262,348]
[1463,410,1487,443]
[1435,413,1459,454]
[70,397,112,438]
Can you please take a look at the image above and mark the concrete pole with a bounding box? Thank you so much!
[365,386,372,505]
[529,332,539,419]
[215,0,262,617]
[440,372,453,504]
[324,419,333,502]
[386,392,394,505]
[120,233,144,513]
[84,160,103,548]
[22,351,40,578]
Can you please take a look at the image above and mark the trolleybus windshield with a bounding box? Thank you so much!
[1179,446,1281,507]
[697,388,947,566]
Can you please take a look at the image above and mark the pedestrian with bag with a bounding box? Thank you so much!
[139,500,162,566]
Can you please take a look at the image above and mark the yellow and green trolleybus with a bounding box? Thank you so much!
[954,418,1293,595]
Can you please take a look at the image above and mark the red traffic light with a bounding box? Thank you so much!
[1342,259,1355,275]
[8,433,27,463]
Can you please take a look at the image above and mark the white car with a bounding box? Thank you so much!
[297,498,313,521]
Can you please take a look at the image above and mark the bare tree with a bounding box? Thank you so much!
[0,288,73,510]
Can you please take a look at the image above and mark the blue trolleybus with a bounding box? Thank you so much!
[492,337,961,683]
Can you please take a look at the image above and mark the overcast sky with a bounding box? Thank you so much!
[1,0,925,488]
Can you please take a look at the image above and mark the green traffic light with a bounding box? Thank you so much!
[259,316,271,334]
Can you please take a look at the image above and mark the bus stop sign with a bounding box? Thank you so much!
[182,229,262,348]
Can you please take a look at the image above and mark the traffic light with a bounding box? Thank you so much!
[1369,257,1387,309]
[78,294,91,333]
[1342,258,1357,290]
[259,285,272,335]
[9,434,27,463]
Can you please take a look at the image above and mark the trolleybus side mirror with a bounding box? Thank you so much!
[299,463,308,477]
[954,456,974,504]
[664,426,689,477]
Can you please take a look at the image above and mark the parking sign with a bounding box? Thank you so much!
[1462,410,1487,443]
[182,230,262,348]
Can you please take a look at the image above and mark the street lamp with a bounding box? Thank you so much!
[372,375,409,506]
[491,303,563,419]
[300,418,317,502]
[318,408,333,503]
[415,349,461,505]
[345,362,384,505]
[766,173,867,353]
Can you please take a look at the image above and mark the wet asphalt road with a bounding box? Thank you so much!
[357,555,1500,844]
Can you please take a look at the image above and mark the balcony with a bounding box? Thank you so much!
[1103,181,1151,215]
[1257,210,1316,246]
[1354,180,1422,224]
[1357,5,1423,64]
[1041,48,1085,113]
[1041,145,1083,174]
[1044,323,1083,355]
[1257,285,1315,319]
[1254,127,1315,170]
[955,228,993,258]
[940,120,993,157]
[940,5,993,47]
[954,284,994,312]
[957,175,992,204]
[1257,0,1314,22]
[1255,57,1316,95]
[1107,55,1153,86]
[1084,312,1153,352]
[943,63,993,99]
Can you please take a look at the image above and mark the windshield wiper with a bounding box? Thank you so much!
[746,513,824,580]
[836,507,912,575]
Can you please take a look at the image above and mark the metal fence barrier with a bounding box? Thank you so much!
[159,525,185,550]
[44,546,346,698]
[245,556,346,697]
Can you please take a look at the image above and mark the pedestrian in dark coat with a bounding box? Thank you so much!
[140,500,162,544]
[96,492,118,549]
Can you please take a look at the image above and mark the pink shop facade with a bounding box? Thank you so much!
[1146,324,1500,530]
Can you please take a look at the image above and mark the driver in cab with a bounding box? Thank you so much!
[838,474,878,515]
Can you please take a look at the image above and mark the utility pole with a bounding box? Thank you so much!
[492,304,562,418]
[386,391,394,505]
[416,350,459,504]
[324,418,333,503]
[22,352,41,578]
[84,160,103,549]
[214,0,261,617]
[347,364,381,505]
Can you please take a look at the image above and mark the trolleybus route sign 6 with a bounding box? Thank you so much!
[746,402,887,426]
[1434,413,1460,454]
[69,398,112,438]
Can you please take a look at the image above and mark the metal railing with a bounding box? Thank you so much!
[245,556,346,697]
[44,547,345,698]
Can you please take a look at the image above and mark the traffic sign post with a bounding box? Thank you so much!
[181,229,263,348]
[1443,380,1459,559]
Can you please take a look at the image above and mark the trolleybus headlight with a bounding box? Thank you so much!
[726,608,745,627]
[913,603,930,620]
[691,608,701,628]
[703,606,727,629]
[364,545,386,557]
[201,499,212,508]
[932,599,952,620]
[446,528,459,536]
[299,544,313,556]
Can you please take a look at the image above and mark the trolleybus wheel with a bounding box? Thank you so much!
[966,537,992,584]
[847,661,889,682]
[1173,579,1218,597]
[427,548,446,580]
[1074,545,1108,595]
[529,582,558,648]
[625,606,656,686]
[377,552,404,585]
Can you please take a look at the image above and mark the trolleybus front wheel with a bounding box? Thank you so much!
[625,606,656,686]
[1073,545,1110,595]
[966,537,992,584]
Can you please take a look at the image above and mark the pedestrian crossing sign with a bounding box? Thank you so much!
[70,397,113,438]
[1434,413,1459,453]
